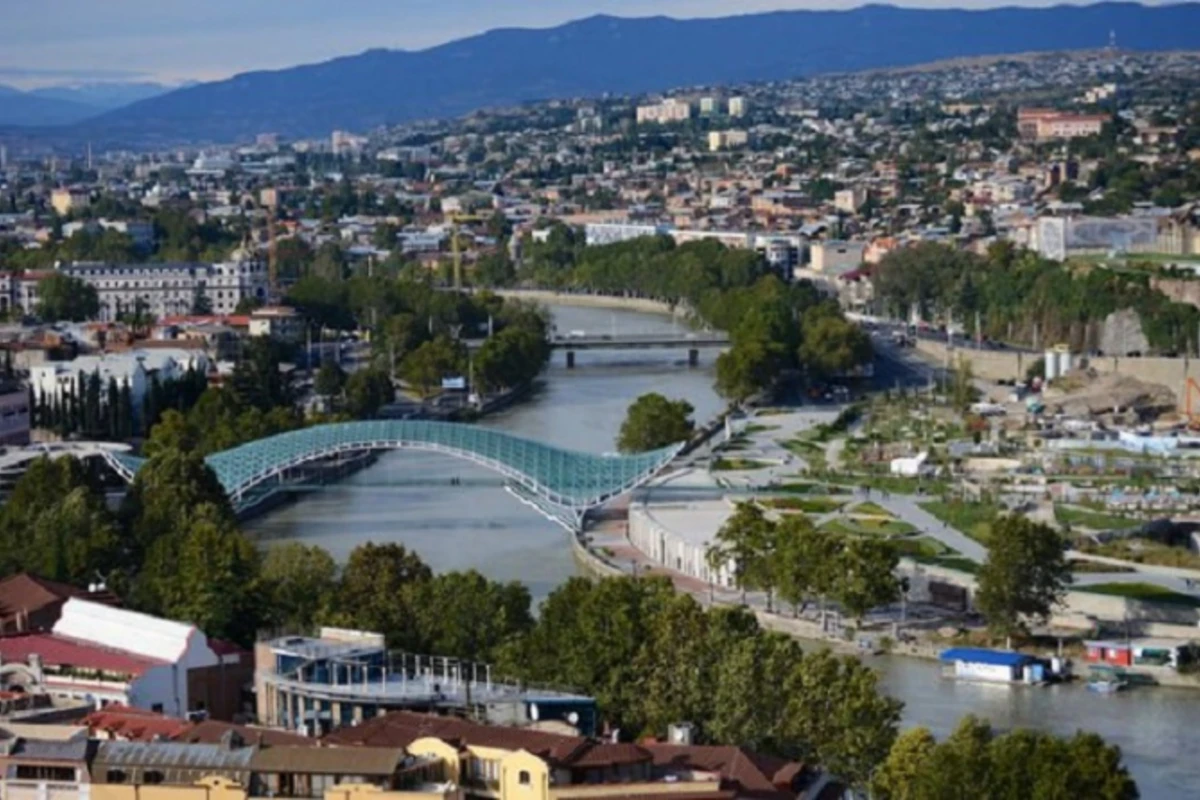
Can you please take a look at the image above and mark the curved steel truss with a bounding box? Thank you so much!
[105,421,682,517]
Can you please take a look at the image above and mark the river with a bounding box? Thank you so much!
[247,304,1196,798]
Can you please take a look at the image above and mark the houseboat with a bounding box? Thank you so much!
[939,647,1063,685]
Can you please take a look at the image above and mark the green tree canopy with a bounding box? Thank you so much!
[261,542,339,633]
[871,716,1138,800]
[616,393,694,453]
[36,273,99,322]
[976,515,1072,637]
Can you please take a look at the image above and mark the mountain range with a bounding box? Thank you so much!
[11,2,1200,147]
[0,81,181,127]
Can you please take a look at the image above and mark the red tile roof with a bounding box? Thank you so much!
[85,705,191,741]
[0,633,165,677]
[0,573,120,630]
[644,744,806,800]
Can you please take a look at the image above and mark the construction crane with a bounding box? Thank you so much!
[259,187,281,301]
[448,213,483,291]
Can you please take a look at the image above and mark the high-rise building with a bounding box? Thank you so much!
[728,96,748,117]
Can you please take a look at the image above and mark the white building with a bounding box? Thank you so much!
[29,349,208,412]
[834,188,868,214]
[584,222,671,246]
[636,99,692,125]
[728,96,748,118]
[58,250,268,320]
[0,598,231,715]
[810,240,866,274]
[61,218,155,251]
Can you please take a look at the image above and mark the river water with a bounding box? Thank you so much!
[248,304,1196,798]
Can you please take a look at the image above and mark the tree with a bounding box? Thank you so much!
[261,543,339,632]
[781,649,902,789]
[146,503,263,645]
[191,287,213,316]
[0,457,121,585]
[231,338,294,411]
[400,335,465,399]
[772,515,841,616]
[833,537,901,624]
[975,515,1072,638]
[120,449,234,562]
[410,570,533,662]
[616,393,694,453]
[715,339,777,402]
[871,716,1138,800]
[36,273,99,322]
[799,308,873,378]
[872,727,939,800]
[705,502,773,603]
[344,368,394,417]
[334,543,432,648]
[314,361,347,398]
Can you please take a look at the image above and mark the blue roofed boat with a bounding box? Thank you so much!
[939,647,1060,685]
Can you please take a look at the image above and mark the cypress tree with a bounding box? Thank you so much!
[118,385,134,440]
[105,378,120,439]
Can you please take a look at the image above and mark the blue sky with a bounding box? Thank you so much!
[0,0,1159,89]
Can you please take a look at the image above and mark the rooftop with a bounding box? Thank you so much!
[0,633,165,677]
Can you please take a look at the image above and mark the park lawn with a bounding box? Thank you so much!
[711,457,771,471]
[1081,582,1200,608]
[763,496,844,514]
[1069,558,1136,574]
[1054,504,1143,531]
[857,474,951,496]
[892,536,952,559]
[820,518,917,537]
[920,500,1002,545]
[1081,539,1200,571]
[850,501,894,519]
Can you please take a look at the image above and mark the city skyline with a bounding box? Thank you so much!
[0,0,1167,89]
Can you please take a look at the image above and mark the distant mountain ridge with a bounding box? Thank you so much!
[38,3,1200,146]
[0,81,180,126]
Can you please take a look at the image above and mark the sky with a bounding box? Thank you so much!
[0,0,1168,89]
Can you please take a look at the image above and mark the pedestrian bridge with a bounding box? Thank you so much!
[103,421,683,525]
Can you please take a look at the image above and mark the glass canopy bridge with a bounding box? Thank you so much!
[103,421,684,529]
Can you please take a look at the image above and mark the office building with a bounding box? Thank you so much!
[727,96,748,118]
[255,629,597,738]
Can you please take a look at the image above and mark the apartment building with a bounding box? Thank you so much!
[707,131,749,152]
[1017,108,1107,142]
[636,99,692,125]
[50,189,91,216]
[727,97,747,118]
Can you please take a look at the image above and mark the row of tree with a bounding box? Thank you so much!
[705,502,901,623]
[31,367,208,441]
[872,240,1200,354]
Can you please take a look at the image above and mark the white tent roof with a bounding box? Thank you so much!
[53,598,197,663]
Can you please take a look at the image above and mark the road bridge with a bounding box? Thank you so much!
[548,331,729,368]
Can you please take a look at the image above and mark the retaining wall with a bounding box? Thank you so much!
[915,340,1200,411]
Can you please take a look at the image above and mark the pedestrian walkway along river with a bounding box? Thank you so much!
[247,304,1199,798]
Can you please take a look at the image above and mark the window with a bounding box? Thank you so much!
[151,703,164,713]
[144,771,164,785]
[518,771,531,786]
[106,771,127,784]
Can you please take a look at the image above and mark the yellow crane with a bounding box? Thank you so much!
[448,213,483,290]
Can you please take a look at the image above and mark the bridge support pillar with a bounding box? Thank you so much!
[566,351,576,369]
[688,348,699,367]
